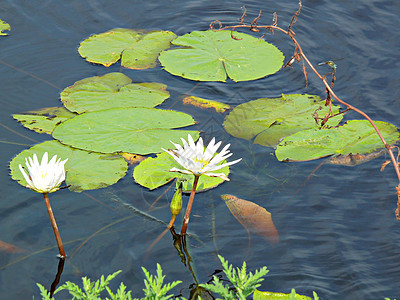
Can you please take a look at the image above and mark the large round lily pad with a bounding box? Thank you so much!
[133,152,229,192]
[13,107,76,134]
[224,94,343,147]
[52,107,199,155]
[61,72,170,113]
[10,140,128,192]
[275,120,399,161]
[158,30,284,82]
[78,28,176,69]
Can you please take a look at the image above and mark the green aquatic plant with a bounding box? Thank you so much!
[276,120,399,162]
[13,107,76,135]
[36,256,318,299]
[52,107,199,155]
[158,30,284,82]
[60,72,170,113]
[200,255,269,299]
[78,28,176,69]
[223,94,343,147]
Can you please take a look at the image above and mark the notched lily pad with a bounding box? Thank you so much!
[0,19,10,35]
[52,107,199,155]
[10,140,128,192]
[61,72,170,113]
[133,152,229,192]
[276,120,399,162]
[13,107,76,134]
[183,95,231,113]
[78,28,176,69]
[158,30,284,82]
[121,31,178,69]
[224,94,342,147]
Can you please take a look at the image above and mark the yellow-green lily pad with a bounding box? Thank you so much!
[52,107,199,155]
[78,28,176,69]
[275,120,399,161]
[224,94,342,147]
[60,72,170,113]
[13,107,76,134]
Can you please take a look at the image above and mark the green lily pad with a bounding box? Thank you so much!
[158,30,284,82]
[275,120,399,161]
[0,19,10,35]
[224,94,343,147]
[52,107,199,155]
[13,107,76,134]
[60,72,170,113]
[133,152,229,192]
[253,289,312,300]
[121,31,177,69]
[78,28,176,69]
[10,140,128,192]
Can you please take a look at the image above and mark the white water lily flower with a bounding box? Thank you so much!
[163,134,241,181]
[19,152,68,193]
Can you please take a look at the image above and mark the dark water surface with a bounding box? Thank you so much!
[1,1,400,299]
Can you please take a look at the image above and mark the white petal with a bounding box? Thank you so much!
[206,151,233,170]
[207,157,242,172]
[169,167,193,175]
[203,172,230,181]
[41,152,49,166]
[48,154,58,168]
[187,134,196,150]
[19,164,34,188]
[203,138,220,161]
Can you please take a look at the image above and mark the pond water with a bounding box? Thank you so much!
[1,0,400,299]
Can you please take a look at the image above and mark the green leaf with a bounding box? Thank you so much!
[275,120,399,161]
[224,94,343,147]
[78,28,176,69]
[10,140,128,192]
[13,107,76,134]
[78,28,142,66]
[0,19,10,35]
[158,30,284,82]
[253,289,312,300]
[52,107,199,155]
[133,152,229,192]
[60,72,170,113]
[121,31,177,69]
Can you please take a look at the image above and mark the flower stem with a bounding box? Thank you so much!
[43,193,66,258]
[180,175,200,235]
